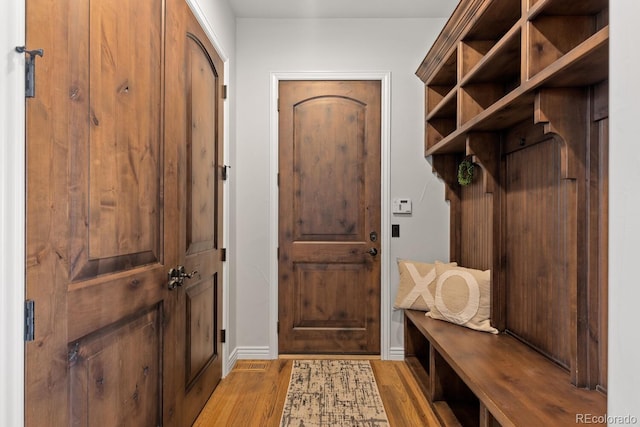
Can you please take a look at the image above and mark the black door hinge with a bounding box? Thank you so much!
[25,300,35,342]
[222,165,230,181]
[222,85,228,100]
[221,248,227,262]
[221,329,226,343]
[277,321,280,334]
[15,46,43,98]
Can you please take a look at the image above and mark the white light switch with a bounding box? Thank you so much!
[392,198,412,214]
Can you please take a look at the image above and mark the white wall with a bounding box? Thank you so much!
[0,1,25,426]
[609,1,640,420]
[235,18,451,356]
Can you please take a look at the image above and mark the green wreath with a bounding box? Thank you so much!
[457,159,474,186]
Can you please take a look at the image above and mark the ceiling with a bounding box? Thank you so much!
[227,0,459,19]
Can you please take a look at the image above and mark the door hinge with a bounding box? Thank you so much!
[277,98,280,112]
[24,300,35,342]
[222,84,228,100]
[222,165,230,181]
[277,173,280,187]
[221,248,227,262]
[277,247,280,260]
[221,329,226,343]
[15,46,43,98]
[277,321,280,334]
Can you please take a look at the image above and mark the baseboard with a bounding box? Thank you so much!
[236,346,273,360]
[388,347,405,361]
[224,347,239,377]
[231,345,403,361]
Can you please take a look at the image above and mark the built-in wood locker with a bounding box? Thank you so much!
[405,0,609,425]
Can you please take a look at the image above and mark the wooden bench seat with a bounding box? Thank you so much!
[404,309,607,427]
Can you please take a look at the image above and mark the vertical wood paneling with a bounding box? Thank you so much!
[460,167,493,271]
[505,138,571,368]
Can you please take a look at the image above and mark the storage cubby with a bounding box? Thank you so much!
[527,16,600,78]
[465,0,520,41]
[426,85,454,114]
[459,84,504,125]
[431,350,479,427]
[459,0,520,79]
[528,0,609,20]
[426,117,457,151]
[459,27,521,124]
[425,48,457,109]
[461,27,521,88]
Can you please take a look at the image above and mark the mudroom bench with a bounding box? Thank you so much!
[404,309,607,427]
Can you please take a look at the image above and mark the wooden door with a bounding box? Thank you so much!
[168,6,226,426]
[278,80,382,354]
[24,0,223,425]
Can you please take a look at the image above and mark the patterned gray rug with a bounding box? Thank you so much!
[280,360,390,427]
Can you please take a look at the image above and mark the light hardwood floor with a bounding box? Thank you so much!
[193,358,441,427]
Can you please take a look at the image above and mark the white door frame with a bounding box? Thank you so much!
[269,71,392,359]
[1,0,26,425]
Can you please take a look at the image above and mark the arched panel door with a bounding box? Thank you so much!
[278,80,382,354]
[166,5,226,426]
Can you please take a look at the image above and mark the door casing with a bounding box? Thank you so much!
[1,1,26,425]
[269,71,391,359]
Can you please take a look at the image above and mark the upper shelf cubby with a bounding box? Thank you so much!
[464,0,520,41]
[528,0,609,20]
[425,47,457,112]
[417,0,609,157]
[526,0,609,80]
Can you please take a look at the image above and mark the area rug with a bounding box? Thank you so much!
[280,360,390,427]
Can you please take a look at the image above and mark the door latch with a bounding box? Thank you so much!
[15,46,44,98]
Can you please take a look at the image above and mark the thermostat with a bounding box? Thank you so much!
[392,198,412,214]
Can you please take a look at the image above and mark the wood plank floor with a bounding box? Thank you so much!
[193,358,441,426]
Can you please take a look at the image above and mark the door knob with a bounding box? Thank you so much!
[367,248,378,257]
[168,266,199,290]
[168,267,182,290]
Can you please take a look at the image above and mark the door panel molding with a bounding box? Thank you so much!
[269,71,391,359]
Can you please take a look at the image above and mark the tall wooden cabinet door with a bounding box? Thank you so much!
[25,0,179,425]
[165,5,225,425]
[278,80,382,354]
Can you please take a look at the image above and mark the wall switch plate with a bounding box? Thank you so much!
[392,224,400,237]
[392,198,412,214]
